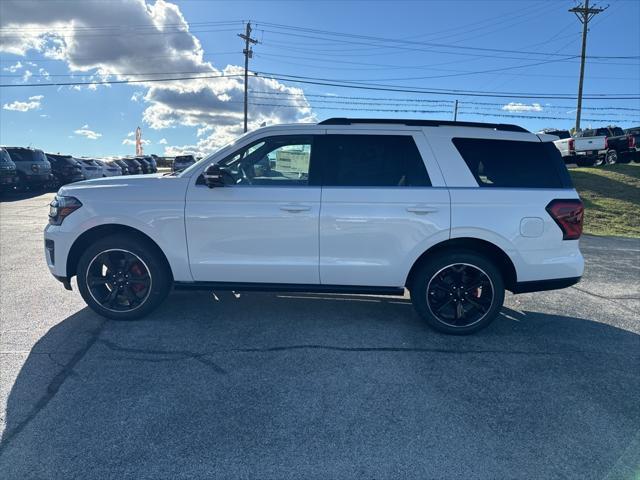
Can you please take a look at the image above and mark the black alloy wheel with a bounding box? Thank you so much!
[86,249,152,312]
[410,251,505,335]
[426,263,494,328]
[77,234,172,320]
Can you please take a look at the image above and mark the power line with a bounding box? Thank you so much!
[255,22,638,59]
[248,90,640,111]
[247,102,639,123]
[2,70,639,101]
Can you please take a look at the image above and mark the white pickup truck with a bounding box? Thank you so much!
[551,128,613,166]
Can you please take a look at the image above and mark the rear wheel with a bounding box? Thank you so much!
[76,234,172,320]
[605,149,618,165]
[410,251,505,335]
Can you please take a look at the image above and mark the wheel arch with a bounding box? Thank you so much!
[66,224,174,281]
[405,237,517,291]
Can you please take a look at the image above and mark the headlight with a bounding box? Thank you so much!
[49,195,82,225]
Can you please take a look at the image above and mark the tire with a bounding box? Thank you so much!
[76,234,172,320]
[409,251,505,335]
[605,149,618,165]
[592,155,605,167]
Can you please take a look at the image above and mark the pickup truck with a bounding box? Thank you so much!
[576,126,635,165]
[624,127,639,163]
[549,130,604,166]
[553,126,634,167]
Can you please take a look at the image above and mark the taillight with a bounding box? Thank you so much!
[604,137,608,149]
[546,199,584,240]
[568,138,575,152]
[629,136,636,148]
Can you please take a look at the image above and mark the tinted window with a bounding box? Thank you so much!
[5,148,30,162]
[452,138,573,189]
[317,134,430,187]
[610,127,624,136]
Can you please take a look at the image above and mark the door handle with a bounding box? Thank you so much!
[280,204,311,212]
[406,206,437,215]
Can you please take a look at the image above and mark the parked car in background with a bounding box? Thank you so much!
[135,156,157,173]
[585,126,634,164]
[0,147,19,193]
[131,156,152,174]
[121,158,143,175]
[78,159,103,180]
[93,159,123,177]
[172,154,196,172]
[110,159,130,175]
[5,147,52,189]
[45,118,584,335]
[46,154,85,186]
[625,127,639,163]
[572,126,634,166]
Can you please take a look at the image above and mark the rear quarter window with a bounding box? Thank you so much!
[452,138,573,189]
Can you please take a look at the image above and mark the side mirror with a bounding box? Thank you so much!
[204,164,225,188]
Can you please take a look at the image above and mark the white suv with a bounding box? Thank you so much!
[44,118,584,334]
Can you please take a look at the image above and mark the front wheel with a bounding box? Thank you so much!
[605,149,618,165]
[76,234,172,320]
[410,252,505,335]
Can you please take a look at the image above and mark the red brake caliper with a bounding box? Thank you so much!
[130,262,146,293]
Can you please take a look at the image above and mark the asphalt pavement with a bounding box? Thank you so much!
[1,192,639,479]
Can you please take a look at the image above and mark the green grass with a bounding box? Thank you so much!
[569,163,640,238]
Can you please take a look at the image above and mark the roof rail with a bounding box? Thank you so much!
[318,118,529,133]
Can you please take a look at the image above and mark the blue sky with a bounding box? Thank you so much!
[1,0,638,157]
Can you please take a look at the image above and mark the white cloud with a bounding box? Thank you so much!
[2,94,44,112]
[122,138,150,146]
[22,69,33,82]
[126,131,135,137]
[158,138,168,144]
[2,61,22,72]
[74,124,102,140]
[502,102,543,113]
[0,0,314,156]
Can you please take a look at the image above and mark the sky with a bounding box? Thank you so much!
[0,0,639,158]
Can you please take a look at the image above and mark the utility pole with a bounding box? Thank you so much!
[569,0,606,133]
[453,99,459,121]
[238,22,258,133]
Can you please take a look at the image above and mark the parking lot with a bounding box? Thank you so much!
[0,192,639,479]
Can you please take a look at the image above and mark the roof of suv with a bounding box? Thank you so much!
[318,117,529,133]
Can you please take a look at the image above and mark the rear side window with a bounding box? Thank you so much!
[317,134,430,187]
[452,138,573,189]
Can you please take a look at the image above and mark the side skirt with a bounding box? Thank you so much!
[173,282,405,296]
